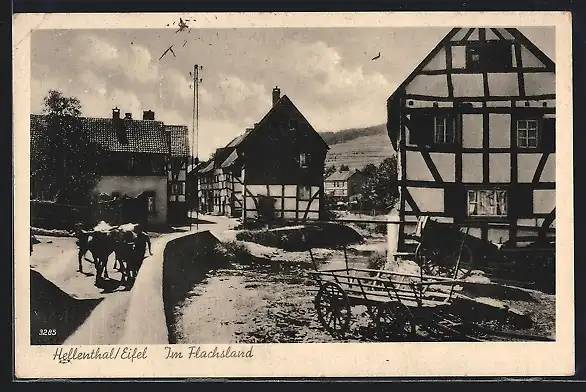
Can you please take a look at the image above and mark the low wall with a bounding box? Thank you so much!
[161,230,227,344]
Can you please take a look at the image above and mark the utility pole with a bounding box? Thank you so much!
[190,64,203,231]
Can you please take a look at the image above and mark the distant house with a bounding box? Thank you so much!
[30,108,190,227]
[166,124,190,224]
[386,27,555,252]
[324,170,366,200]
[195,87,329,223]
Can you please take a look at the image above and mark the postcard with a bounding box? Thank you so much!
[13,11,574,378]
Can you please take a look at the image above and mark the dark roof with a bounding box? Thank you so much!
[199,160,215,173]
[220,149,239,168]
[224,95,329,151]
[165,124,190,157]
[325,170,361,182]
[31,114,180,155]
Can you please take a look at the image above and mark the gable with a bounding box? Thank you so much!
[396,28,555,101]
[239,95,329,153]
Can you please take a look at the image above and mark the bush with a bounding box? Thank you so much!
[366,251,387,272]
[235,222,364,251]
[215,240,252,263]
[374,223,387,234]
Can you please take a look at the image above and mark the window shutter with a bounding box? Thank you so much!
[444,183,467,219]
[540,117,555,152]
[408,113,434,146]
[508,184,533,218]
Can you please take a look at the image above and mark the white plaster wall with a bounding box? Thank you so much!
[487,73,519,96]
[489,153,511,183]
[524,72,555,96]
[451,45,466,69]
[521,46,547,68]
[462,153,483,183]
[517,154,541,183]
[407,187,444,212]
[406,74,449,97]
[540,153,555,182]
[430,153,455,182]
[462,114,484,148]
[489,114,511,148]
[423,48,447,71]
[452,74,484,97]
[533,189,556,214]
[406,151,434,181]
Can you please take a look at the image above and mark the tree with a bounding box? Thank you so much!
[324,164,336,178]
[31,90,104,205]
[339,164,350,172]
[42,90,82,117]
[359,157,399,212]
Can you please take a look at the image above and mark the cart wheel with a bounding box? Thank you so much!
[416,242,474,278]
[440,242,474,278]
[375,302,416,342]
[415,243,444,277]
[315,282,351,338]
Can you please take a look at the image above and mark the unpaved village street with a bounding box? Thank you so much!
[30,215,556,345]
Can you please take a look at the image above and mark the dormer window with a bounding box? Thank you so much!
[465,41,513,72]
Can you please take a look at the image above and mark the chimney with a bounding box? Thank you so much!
[272,86,281,106]
[143,110,155,121]
[124,112,132,120]
[112,107,121,120]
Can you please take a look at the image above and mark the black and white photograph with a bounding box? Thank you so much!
[14,12,574,378]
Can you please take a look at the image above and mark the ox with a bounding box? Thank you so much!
[115,223,152,287]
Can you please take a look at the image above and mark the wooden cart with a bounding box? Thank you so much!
[307,260,468,341]
[306,218,552,342]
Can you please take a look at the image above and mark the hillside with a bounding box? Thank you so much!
[321,124,396,171]
[319,124,387,146]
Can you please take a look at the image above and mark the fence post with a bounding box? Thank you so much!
[386,213,400,265]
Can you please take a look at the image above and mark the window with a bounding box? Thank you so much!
[516,119,539,148]
[434,116,455,144]
[147,195,156,213]
[171,183,180,195]
[467,189,507,217]
[409,112,456,146]
[465,42,513,72]
[298,185,311,201]
[299,153,310,169]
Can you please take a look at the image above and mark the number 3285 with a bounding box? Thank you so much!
[39,329,57,336]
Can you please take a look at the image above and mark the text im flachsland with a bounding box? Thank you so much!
[53,346,254,363]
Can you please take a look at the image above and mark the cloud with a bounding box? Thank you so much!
[31,29,410,158]
[75,34,160,84]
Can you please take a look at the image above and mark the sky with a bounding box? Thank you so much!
[30,26,554,160]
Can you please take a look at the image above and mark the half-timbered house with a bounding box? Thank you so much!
[197,87,329,223]
[386,27,556,252]
[165,123,190,225]
[31,108,190,227]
